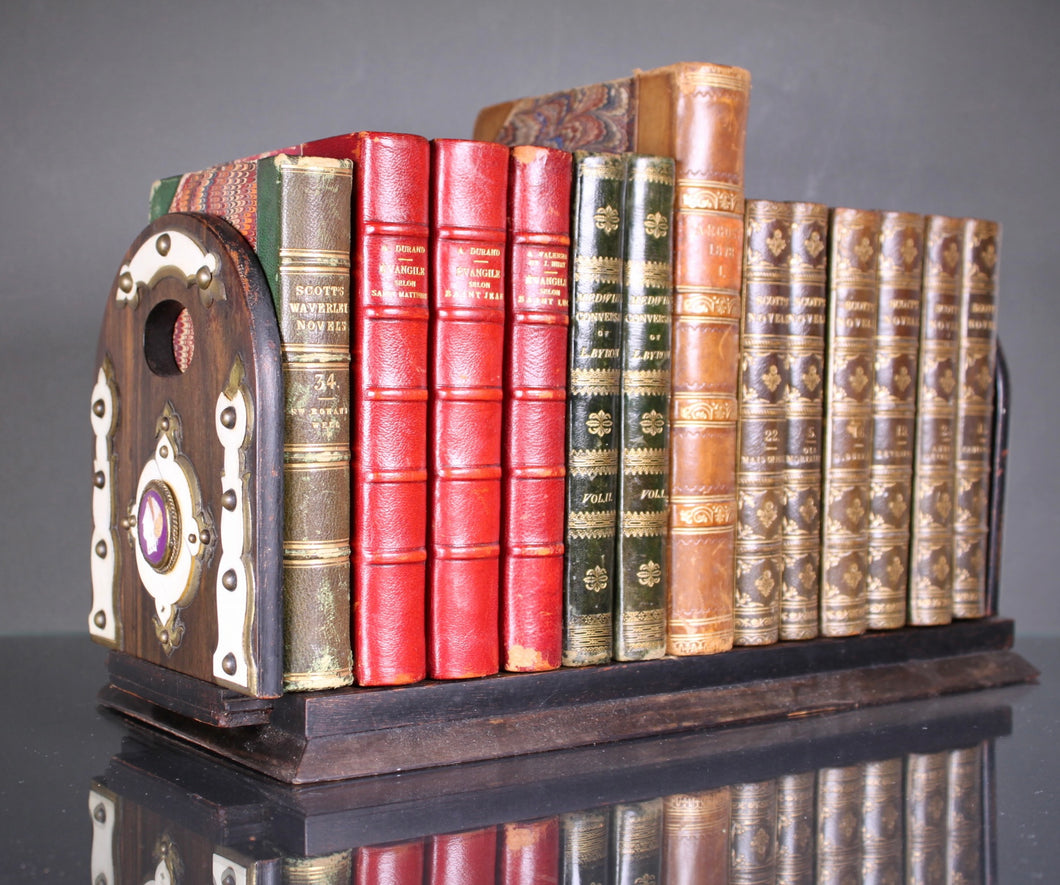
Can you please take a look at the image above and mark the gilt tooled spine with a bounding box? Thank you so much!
[729,780,778,884]
[614,155,674,662]
[734,201,792,647]
[905,752,949,885]
[351,133,431,686]
[815,765,864,885]
[782,203,829,641]
[428,139,509,680]
[563,152,627,667]
[909,216,963,625]
[662,788,732,885]
[271,156,355,691]
[946,743,985,884]
[820,208,882,638]
[560,807,611,885]
[867,212,924,630]
[612,799,664,885]
[953,219,1001,619]
[502,146,572,672]
[860,758,904,885]
[775,772,817,885]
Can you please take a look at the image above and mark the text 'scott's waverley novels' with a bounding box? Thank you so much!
[475,61,752,657]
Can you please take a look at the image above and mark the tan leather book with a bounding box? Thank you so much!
[474,61,752,656]
[821,208,882,637]
[662,788,731,885]
[867,212,924,630]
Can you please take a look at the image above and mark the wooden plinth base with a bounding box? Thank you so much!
[99,617,1038,784]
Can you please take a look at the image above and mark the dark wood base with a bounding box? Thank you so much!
[99,617,1038,784]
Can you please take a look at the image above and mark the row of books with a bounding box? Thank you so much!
[219,742,988,884]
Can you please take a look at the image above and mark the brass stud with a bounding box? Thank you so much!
[199,530,211,545]
[93,471,106,489]
[93,803,107,823]
[95,540,107,558]
[222,653,238,676]
[188,533,197,545]
[118,271,134,293]
[222,490,238,511]
[160,417,171,432]
[220,406,237,429]
[159,445,169,458]
[92,399,106,418]
[222,569,238,591]
[159,629,169,646]
[93,611,107,629]
[196,266,213,289]
[156,233,171,256]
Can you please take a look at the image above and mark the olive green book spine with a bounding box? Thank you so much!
[612,799,663,885]
[614,154,675,662]
[563,152,628,666]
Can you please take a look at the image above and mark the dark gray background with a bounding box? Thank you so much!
[1,0,1055,636]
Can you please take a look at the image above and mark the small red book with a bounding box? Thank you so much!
[429,828,499,885]
[350,132,431,686]
[427,139,510,679]
[501,146,572,672]
[356,840,425,885]
[499,818,561,885]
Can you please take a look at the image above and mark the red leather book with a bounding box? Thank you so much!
[501,145,572,672]
[428,139,510,679]
[499,818,561,885]
[357,840,424,885]
[428,827,499,885]
[350,132,431,686]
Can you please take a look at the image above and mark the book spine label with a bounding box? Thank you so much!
[782,203,829,641]
[735,201,792,646]
[612,799,664,885]
[272,156,354,691]
[642,64,751,657]
[614,155,675,661]
[352,133,431,686]
[662,789,732,885]
[867,213,924,630]
[502,146,572,672]
[729,780,778,883]
[428,139,509,679]
[860,758,904,885]
[953,219,1001,618]
[909,216,964,625]
[563,152,628,666]
[775,772,817,885]
[821,208,882,637]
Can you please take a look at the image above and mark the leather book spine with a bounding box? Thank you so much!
[867,212,924,630]
[775,772,816,885]
[734,201,792,647]
[351,132,431,686]
[563,152,628,667]
[499,818,560,885]
[270,155,355,691]
[428,138,509,680]
[729,780,778,883]
[560,807,611,885]
[428,827,499,885]
[662,788,732,885]
[909,216,964,625]
[953,218,1001,619]
[946,743,985,883]
[356,840,425,885]
[636,63,752,657]
[860,758,904,885]
[820,208,882,638]
[782,203,829,641]
[815,765,864,885]
[614,154,675,662]
[501,145,572,672]
[612,799,664,885]
[905,752,949,885]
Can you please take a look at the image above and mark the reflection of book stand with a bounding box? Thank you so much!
[93,215,1035,785]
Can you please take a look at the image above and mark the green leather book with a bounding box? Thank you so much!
[563,152,628,666]
[614,154,675,661]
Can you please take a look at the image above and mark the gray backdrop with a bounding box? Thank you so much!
[2,0,1055,636]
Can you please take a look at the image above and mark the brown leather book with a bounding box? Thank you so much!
[953,219,1002,619]
[729,779,778,883]
[905,752,949,885]
[860,758,904,885]
[735,201,792,646]
[909,216,964,625]
[474,61,752,656]
[782,203,829,641]
[820,208,882,638]
[816,764,864,884]
[946,743,986,883]
[775,772,816,885]
[662,788,731,885]
[867,212,924,630]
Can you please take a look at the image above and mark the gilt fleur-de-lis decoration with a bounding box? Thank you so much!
[895,365,912,393]
[799,562,817,588]
[932,556,951,582]
[802,363,821,392]
[937,491,952,519]
[799,496,818,525]
[594,205,620,234]
[843,562,864,590]
[644,211,669,239]
[888,492,907,518]
[850,365,870,395]
[847,496,866,524]
[640,409,666,436]
[755,570,776,597]
[940,367,956,397]
[586,410,613,438]
[887,555,905,585]
[943,240,960,271]
[854,235,875,266]
[758,499,779,529]
[976,362,993,393]
[901,236,919,266]
[584,565,609,594]
[804,229,825,259]
[637,560,662,587]
[981,241,998,270]
[766,227,787,257]
[762,363,782,393]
